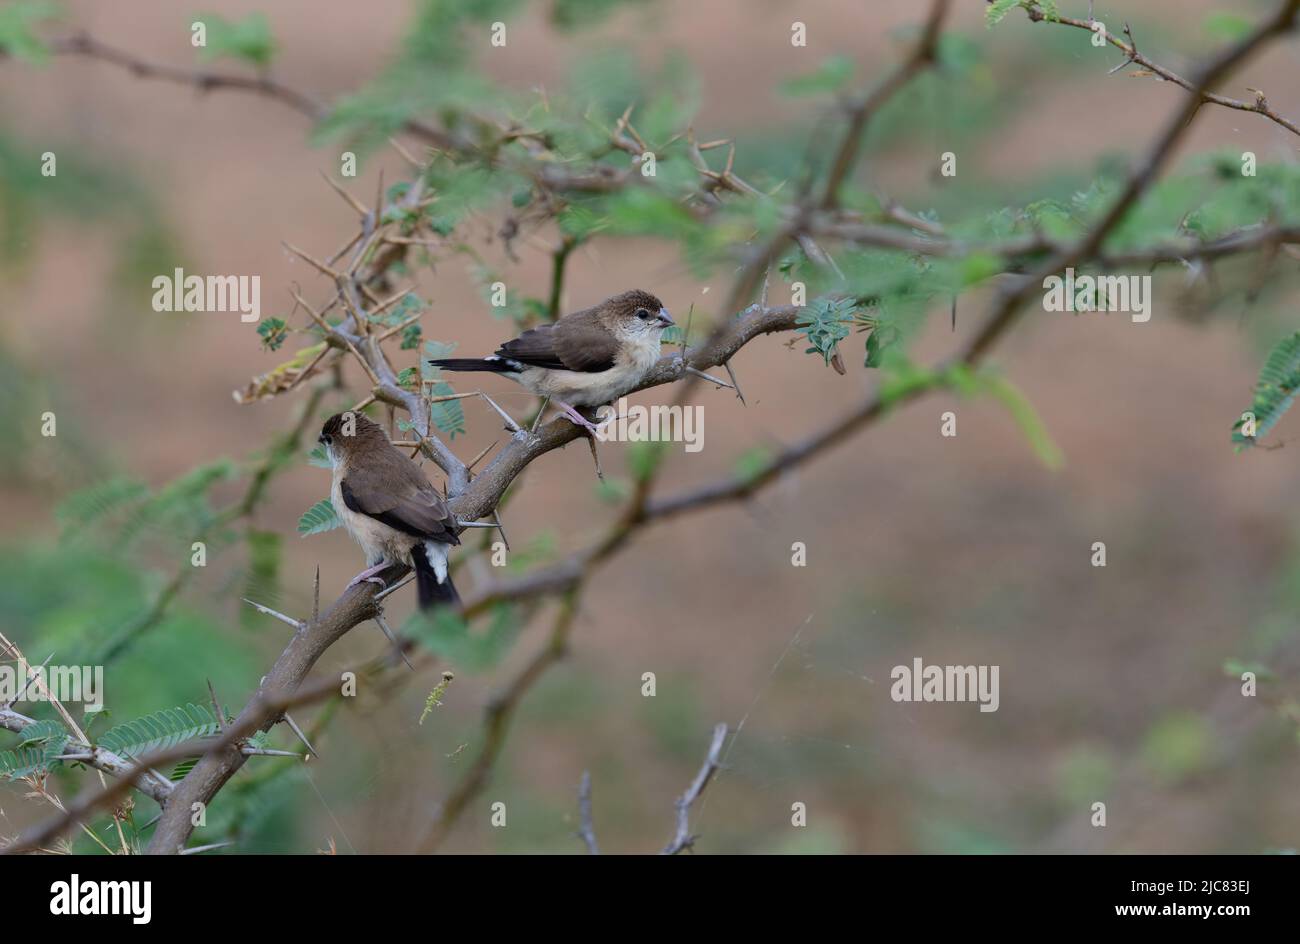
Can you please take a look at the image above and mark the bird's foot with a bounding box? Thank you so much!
[345,563,389,592]
[555,400,601,434]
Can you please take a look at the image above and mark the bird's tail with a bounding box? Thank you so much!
[428,357,517,374]
[412,542,460,610]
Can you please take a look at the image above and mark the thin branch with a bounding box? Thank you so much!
[1019,1,1300,138]
[241,597,303,631]
[661,723,729,855]
[576,771,599,854]
[819,0,952,209]
[44,33,461,150]
[4,669,348,854]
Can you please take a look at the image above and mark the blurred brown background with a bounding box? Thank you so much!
[3,0,1300,853]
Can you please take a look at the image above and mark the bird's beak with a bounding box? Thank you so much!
[656,308,675,327]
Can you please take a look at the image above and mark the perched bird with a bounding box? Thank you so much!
[428,289,673,432]
[318,412,459,609]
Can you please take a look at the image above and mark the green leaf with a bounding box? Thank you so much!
[865,325,901,368]
[16,719,67,749]
[795,297,854,366]
[405,604,519,672]
[55,477,149,537]
[256,317,288,351]
[628,439,669,482]
[984,0,1023,27]
[399,323,423,350]
[960,253,1002,287]
[733,446,773,486]
[12,720,70,778]
[1141,712,1210,784]
[306,444,332,468]
[297,498,341,537]
[0,746,50,779]
[1223,658,1273,681]
[557,204,604,240]
[242,529,281,628]
[594,475,630,504]
[964,369,1064,469]
[0,1,57,63]
[1204,12,1254,42]
[550,0,648,30]
[1233,332,1300,447]
[779,55,853,97]
[97,703,219,758]
[196,13,277,67]
[369,292,422,328]
[56,460,237,545]
[422,340,466,438]
[879,355,941,405]
[504,530,558,573]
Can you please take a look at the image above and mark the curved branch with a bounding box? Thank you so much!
[1018,2,1300,138]
[45,33,461,150]
[820,0,952,208]
[143,567,403,854]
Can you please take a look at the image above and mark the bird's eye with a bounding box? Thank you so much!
[635,308,650,320]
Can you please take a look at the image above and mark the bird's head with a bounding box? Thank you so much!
[600,289,673,342]
[318,411,388,466]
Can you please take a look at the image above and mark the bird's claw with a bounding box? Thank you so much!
[566,414,601,434]
[344,564,389,592]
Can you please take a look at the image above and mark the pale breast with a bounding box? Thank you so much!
[517,337,662,407]
[331,473,417,566]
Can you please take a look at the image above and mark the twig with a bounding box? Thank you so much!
[660,723,728,855]
[241,597,302,631]
[819,0,951,208]
[1020,2,1300,138]
[577,771,599,854]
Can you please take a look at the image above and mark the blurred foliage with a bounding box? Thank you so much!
[195,12,277,67]
[0,128,183,328]
[1231,331,1300,448]
[405,603,520,671]
[0,0,57,62]
[1142,712,1212,785]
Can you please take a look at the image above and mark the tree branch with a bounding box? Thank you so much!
[1017,2,1300,138]
[45,32,462,150]
[661,723,729,855]
[819,0,952,209]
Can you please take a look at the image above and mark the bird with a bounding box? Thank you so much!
[317,411,459,609]
[427,289,673,432]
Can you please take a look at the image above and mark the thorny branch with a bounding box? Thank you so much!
[1016,0,1300,138]
[6,0,1300,854]
[569,723,729,855]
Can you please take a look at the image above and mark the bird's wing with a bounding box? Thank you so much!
[497,310,620,373]
[339,462,459,545]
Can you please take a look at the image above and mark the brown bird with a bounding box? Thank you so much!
[318,412,459,609]
[428,289,673,431]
